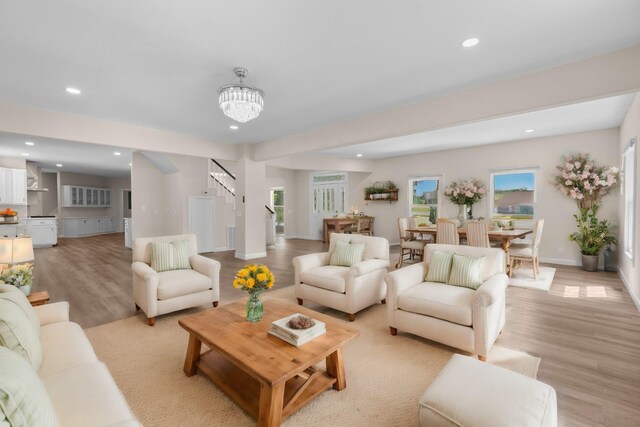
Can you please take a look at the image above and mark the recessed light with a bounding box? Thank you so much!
[525,129,535,133]
[25,141,35,146]
[356,154,363,157]
[56,164,63,167]
[21,153,29,156]
[65,87,81,95]
[129,163,132,167]
[462,38,479,48]
[230,125,239,130]
[114,152,121,156]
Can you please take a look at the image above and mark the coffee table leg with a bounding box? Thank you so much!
[258,382,285,427]
[183,334,202,377]
[326,348,346,390]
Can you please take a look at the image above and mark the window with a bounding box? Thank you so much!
[623,139,636,260]
[490,169,537,221]
[408,176,441,225]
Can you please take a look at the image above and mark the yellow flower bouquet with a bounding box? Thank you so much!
[233,264,274,322]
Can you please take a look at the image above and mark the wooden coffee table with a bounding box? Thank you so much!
[179,298,359,427]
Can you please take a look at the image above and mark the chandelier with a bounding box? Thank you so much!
[218,67,265,123]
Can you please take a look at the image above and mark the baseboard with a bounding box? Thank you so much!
[235,251,268,260]
[214,246,231,252]
[284,235,320,240]
[539,257,579,266]
[618,268,640,312]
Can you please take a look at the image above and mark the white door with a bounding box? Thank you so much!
[189,197,215,253]
[310,172,349,240]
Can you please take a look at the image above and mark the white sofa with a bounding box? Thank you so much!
[132,234,220,326]
[0,284,140,426]
[293,233,390,321]
[385,244,508,360]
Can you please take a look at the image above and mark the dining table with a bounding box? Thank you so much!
[323,216,374,243]
[406,226,533,251]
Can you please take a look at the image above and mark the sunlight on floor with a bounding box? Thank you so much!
[563,286,580,298]
[586,286,607,298]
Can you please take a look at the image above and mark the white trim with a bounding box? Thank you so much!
[284,234,318,240]
[539,257,579,266]
[214,246,230,252]
[618,267,640,312]
[622,139,636,263]
[235,251,268,260]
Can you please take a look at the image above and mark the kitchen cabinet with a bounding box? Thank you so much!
[26,218,57,247]
[0,167,27,205]
[62,186,111,207]
[62,217,115,237]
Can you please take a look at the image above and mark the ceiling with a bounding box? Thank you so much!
[1,1,640,146]
[0,132,132,178]
[315,94,636,159]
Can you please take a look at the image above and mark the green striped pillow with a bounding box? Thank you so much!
[0,347,60,427]
[426,250,454,283]
[0,286,42,370]
[448,254,486,290]
[330,240,365,267]
[151,240,191,273]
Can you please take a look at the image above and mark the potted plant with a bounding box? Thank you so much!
[553,153,619,271]
[569,209,617,272]
[365,181,398,200]
[233,264,275,322]
[444,179,485,225]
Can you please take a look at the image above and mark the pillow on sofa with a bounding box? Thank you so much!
[330,240,365,267]
[0,347,60,427]
[0,285,40,334]
[448,254,486,290]
[426,251,454,283]
[0,285,42,370]
[151,240,191,272]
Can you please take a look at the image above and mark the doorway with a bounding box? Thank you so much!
[310,172,348,240]
[188,197,215,253]
[271,188,284,237]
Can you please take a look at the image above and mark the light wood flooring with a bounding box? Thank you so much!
[32,233,640,426]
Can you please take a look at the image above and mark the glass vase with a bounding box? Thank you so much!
[457,205,469,226]
[245,291,264,322]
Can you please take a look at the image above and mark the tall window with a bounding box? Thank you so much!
[623,139,636,260]
[408,176,440,224]
[490,169,536,221]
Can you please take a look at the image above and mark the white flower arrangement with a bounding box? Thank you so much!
[0,263,33,288]
[444,179,486,206]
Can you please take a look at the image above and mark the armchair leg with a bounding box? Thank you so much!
[389,327,397,336]
[297,298,303,305]
[147,317,156,326]
[135,303,140,311]
[478,355,487,362]
[212,301,219,307]
[347,313,356,322]
[381,299,386,304]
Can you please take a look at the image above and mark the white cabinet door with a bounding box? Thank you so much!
[105,190,111,207]
[63,219,80,236]
[11,169,27,205]
[0,168,11,205]
[85,188,92,206]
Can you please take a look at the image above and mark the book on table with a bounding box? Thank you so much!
[268,313,326,347]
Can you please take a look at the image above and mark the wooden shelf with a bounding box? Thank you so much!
[364,189,398,203]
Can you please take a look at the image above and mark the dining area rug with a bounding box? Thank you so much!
[508,266,556,292]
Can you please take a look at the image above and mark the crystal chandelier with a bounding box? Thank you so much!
[218,67,265,123]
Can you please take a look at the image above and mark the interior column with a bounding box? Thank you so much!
[235,155,267,260]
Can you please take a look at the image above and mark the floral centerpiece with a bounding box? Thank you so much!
[553,153,619,271]
[444,179,485,224]
[0,263,34,296]
[233,264,274,322]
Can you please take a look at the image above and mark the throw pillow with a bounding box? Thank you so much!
[0,347,60,427]
[330,240,366,267]
[0,285,42,370]
[448,254,486,290]
[151,240,191,272]
[425,251,454,283]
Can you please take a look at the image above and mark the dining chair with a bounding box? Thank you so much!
[436,219,460,245]
[466,220,491,248]
[508,219,545,279]
[396,217,425,268]
[356,217,373,236]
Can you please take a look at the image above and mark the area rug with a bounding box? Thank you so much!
[85,286,541,427]
[509,266,556,292]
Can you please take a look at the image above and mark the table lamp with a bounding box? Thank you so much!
[0,236,34,268]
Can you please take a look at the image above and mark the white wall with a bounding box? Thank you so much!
[619,93,640,309]
[131,153,167,239]
[265,166,298,238]
[345,128,620,266]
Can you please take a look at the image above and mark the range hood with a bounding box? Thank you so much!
[26,163,49,192]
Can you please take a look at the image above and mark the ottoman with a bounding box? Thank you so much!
[419,354,557,427]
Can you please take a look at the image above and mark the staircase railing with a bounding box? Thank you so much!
[209,159,276,214]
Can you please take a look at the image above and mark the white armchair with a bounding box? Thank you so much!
[293,233,390,321]
[385,244,508,360]
[132,234,220,326]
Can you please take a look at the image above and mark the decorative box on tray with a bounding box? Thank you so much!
[269,313,326,347]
